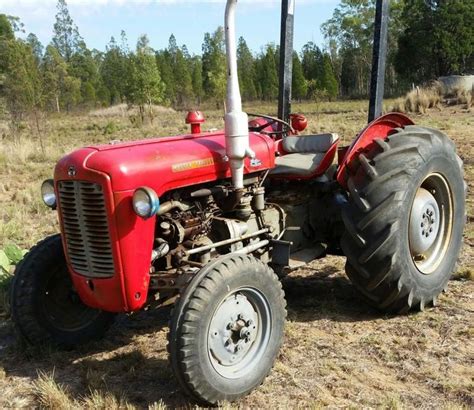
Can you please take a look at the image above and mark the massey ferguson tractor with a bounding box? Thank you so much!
[10,0,466,405]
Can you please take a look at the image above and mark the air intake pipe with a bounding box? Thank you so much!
[224,0,255,190]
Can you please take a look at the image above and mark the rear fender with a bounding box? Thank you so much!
[336,113,415,189]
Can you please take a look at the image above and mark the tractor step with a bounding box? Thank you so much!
[288,244,327,269]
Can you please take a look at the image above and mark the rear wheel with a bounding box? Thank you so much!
[341,126,466,313]
[10,235,115,347]
[168,254,286,405]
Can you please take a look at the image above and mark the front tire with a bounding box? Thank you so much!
[341,126,466,313]
[168,255,286,405]
[10,235,115,347]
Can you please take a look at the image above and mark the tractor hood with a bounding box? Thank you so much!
[55,131,275,194]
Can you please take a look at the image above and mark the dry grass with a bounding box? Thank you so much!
[392,82,472,113]
[0,100,472,408]
[392,84,442,114]
[33,371,72,409]
[90,104,176,118]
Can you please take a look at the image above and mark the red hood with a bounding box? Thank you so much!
[55,131,275,194]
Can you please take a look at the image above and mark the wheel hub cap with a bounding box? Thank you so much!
[209,293,258,366]
[409,188,440,255]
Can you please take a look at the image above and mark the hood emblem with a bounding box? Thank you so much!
[68,166,77,177]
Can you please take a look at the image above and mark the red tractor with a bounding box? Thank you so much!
[10,0,466,405]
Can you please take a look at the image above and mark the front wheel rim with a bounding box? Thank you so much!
[409,173,453,274]
[207,287,271,379]
[41,267,102,331]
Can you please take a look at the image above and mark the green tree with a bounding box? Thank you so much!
[322,0,405,97]
[320,54,339,100]
[237,37,257,101]
[292,51,307,101]
[52,0,83,62]
[126,35,165,122]
[191,56,204,106]
[174,47,194,107]
[163,35,194,108]
[0,32,43,138]
[0,14,14,40]
[202,27,226,105]
[42,45,70,112]
[70,43,100,106]
[26,33,43,64]
[396,0,474,83]
[301,42,324,84]
[255,44,279,101]
[156,50,176,106]
[100,36,129,104]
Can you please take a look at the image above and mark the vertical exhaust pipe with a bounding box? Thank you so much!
[224,0,254,190]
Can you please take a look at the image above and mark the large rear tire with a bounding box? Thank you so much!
[341,126,466,313]
[10,235,115,347]
[168,254,286,405]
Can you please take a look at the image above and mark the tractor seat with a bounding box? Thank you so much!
[271,133,339,178]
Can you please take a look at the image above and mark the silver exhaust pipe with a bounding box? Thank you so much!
[224,0,255,190]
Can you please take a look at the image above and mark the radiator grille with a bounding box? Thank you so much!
[58,181,115,278]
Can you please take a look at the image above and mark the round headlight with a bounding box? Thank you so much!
[41,179,56,209]
[132,187,159,219]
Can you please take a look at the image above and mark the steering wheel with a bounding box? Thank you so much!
[247,113,294,136]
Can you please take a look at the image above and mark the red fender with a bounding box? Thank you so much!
[336,113,415,189]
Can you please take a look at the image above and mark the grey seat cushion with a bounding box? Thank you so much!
[282,133,339,154]
[271,153,327,177]
[271,133,339,177]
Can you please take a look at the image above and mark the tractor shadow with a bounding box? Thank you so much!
[0,307,190,407]
[0,259,384,407]
[282,261,382,323]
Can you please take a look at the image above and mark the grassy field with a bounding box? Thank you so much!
[0,100,472,408]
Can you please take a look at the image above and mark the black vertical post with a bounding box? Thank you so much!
[368,0,389,123]
[278,0,295,123]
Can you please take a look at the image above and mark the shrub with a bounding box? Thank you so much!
[0,244,27,316]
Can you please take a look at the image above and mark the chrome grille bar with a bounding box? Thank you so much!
[58,181,115,278]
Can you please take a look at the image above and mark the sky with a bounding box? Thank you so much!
[0,0,339,55]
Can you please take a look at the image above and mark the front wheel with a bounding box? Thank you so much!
[168,255,286,405]
[341,126,466,313]
[10,235,115,347]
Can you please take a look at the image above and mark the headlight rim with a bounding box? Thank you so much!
[132,187,160,219]
[41,179,57,209]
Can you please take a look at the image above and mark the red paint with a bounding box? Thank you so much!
[248,117,277,134]
[185,111,205,134]
[54,131,274,313]
[290,114,308,132]
[336,113,415,189]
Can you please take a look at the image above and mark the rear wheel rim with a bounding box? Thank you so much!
[207,287,271,379]
[409,173,453,274]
